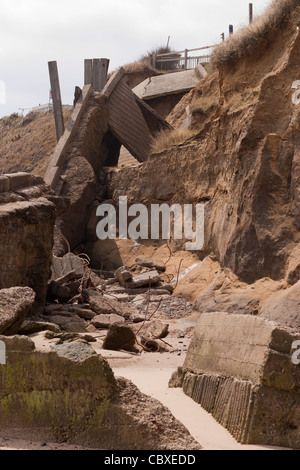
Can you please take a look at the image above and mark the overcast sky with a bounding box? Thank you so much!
[0,0,271,118]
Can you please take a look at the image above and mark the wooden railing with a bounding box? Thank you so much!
[152,45,217,72]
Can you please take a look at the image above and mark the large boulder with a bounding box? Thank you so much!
[0,177,57,312]
[102,323,136,352]
[0,287,35,335]
[181,312,300,449]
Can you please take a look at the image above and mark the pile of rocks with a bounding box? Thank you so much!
[25,254,178,353]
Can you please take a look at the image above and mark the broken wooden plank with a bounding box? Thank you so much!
[92,58,110,92]
[101,67,125,99]
[48,61,65,141]
[106,77,152,162]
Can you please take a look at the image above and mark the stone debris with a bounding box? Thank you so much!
[102,323,136,352]
[7,256,188,354]
[91,314,125,329]
[135,257,166,272]
[0,287,36,336]
[53,342,97,361]
[126,270,161,289]
[114,266,132,287]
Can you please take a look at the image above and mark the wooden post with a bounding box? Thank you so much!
[184,49,188,70]
[92,58,110,92]
[229,25,234,35]
[249,3,253,24]
[221,32,225,42]
[48,61,65,142]
[84,59,93,85]
[152,53,157,69]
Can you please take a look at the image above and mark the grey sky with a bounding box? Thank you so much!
[0,0,271,118]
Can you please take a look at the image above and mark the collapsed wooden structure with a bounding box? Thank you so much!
[44,62,172,191]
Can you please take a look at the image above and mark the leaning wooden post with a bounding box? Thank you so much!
[249,3,253,24]
[92,58,110,92]
[184,49,188,70]
[84,59,93,85]
[48,61,64,142]
[152,53,157,69]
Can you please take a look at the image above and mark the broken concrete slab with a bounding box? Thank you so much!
[143,320,169,339]
[133,66,206,101]
[91,314,125,329]
[17,321,61,336]
[181,312,300,448]
[0,187,57,313]
[127,270,161,289]
[114,266,132,287]
[51,252,86,279]
[103,293,131,303]
[3,172,33,191]
[82,289,132,319]
[0,176,10,193]
[135,257,166,272]
[0,287,36,336]
[48,311,88,333]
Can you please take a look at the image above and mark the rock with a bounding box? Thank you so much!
[91,314,125,329]
[168,367,186,388]
[51,252,85,279]
[53,342,96,362]
[127,270,161,289]
[49,312,88,333]
[140,336,160,352]
[103,293,130,302]
[0,334,35,352]
[17,321,61,335]
[0,186,57,313]
[44,304,65,315]
[114,266,133,287]
[261,280,300,328]
[47,281,72,301]
[82,289,132,319]
[148,295,171,303]
[135,257,166,272]
[67,306,96,320]
[130,314,146,324]
[143,320,169,339]
[0,287,36,336]
[158,283,174,293]
[132,294,147,306]
[102,323,136,352]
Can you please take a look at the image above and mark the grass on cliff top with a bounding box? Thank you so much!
[189,95,219,115]
[0,109,72,176]
[211,0,300,67]
[151,128,195,154]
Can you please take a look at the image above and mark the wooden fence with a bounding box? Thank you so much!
[152,45,217,72]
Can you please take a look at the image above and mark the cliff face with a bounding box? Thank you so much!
[107,24,300,285]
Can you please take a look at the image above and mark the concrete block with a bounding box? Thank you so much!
[4,172,33,191]
[0,176,10,193]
